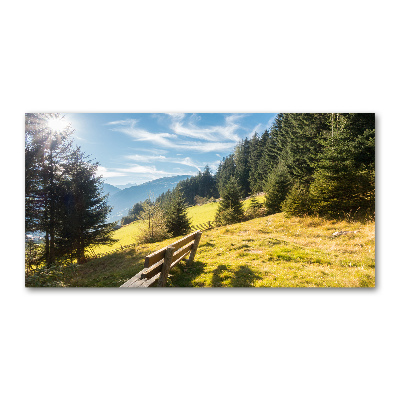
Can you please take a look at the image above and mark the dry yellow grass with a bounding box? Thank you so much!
[68,212,374,287]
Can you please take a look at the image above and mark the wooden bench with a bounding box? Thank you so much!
[120,230,202,287]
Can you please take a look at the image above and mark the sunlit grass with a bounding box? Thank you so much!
[187,194,265,227]
[70,211,374,287]
[187,201,219,227]
[90,195,265,257]
[87,220,146,257]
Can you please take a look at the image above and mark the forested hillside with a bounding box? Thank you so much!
[215,113,375,220]
[123,113,375,223]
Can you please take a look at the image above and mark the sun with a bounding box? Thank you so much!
[47,116,69,132]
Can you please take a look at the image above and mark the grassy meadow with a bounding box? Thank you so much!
[67,203,374,287]
[89,195,265,257]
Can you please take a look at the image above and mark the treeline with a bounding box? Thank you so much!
[25,113,115,267]
[123,113,374,226]
[215,113,375,219]
[120,113,374,232]
[120,166,219,225]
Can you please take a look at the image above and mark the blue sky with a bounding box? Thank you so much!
[64,113,277,186]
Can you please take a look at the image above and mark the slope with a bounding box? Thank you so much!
[65,212,374,288]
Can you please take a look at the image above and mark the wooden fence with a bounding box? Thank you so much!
[86,242,137,259]
[192,221,214,231]
[120,230,202,287]
[87,221,214,260]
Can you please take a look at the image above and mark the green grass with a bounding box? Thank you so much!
[187,201,219,227]
[90,195,266,257]
[87,220,146,257]
[64,211,374,287]
[187,194,265,227]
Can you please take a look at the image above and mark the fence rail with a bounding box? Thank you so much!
[192,221,215,231]
[87,221,214,260]
[87,242,136,259]
[120,230,202,287]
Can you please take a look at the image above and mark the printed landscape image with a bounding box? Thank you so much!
[25,113,375,287]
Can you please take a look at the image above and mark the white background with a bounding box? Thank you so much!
[1,1,399,399]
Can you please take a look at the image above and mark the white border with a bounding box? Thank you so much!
[2,1,398,399]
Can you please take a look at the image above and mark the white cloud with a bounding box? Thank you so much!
[116,164,172,175]
[125,154,203,171]
[177,157,201,171]
[105,119,136,126]
[165,113,185,120]
[175,141,236,152]
[96,166,127,178]
[168,114,243,142]
[125,154,167,163]
[108,119,177,147]
[107,114,244,153]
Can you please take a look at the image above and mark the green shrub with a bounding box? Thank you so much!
[282,182,312,216]
[136,225,172,244]
[215,207,244,226]
[25,264,66,287]
[244,197,267,220]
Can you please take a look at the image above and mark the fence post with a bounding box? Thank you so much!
[187,231,202,266]
[158,246,175,287]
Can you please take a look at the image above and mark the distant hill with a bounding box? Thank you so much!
[114,182,138,190]
[102,183,121,197]
[107,175,191,222]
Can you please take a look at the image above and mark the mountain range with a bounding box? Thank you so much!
[103,175,191,222]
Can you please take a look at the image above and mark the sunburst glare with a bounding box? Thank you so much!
[47,116,69,132]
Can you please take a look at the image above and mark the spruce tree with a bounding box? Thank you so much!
[264,162,291,215]
[164,188,191,237]
[234,138,251,197]
[215,177,244,226]
[215,154,236,196]
[309,115,375,219]
[248,132,264,193]
[25,113,73,265]
[56,148,116,262]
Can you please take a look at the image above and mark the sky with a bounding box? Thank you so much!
[63,113,277,186]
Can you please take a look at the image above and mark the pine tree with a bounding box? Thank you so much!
[309,114,375,219]
[257,123,281,191]
[25,113,73,265]
[215,177,244,226]
[234,138,251,197]
[281,181,312,216]
[279,113,329,185]
[264,162,291,215]
[199,165,218,198]
[248,132,264,193]
[164,188,191,237]
[215,154,236,196]
[56,148,116,263]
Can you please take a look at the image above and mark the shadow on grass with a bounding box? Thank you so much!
[231,265,262,287]
[211,264,262,287]
[167,260,206,287]
[199,240,215,248]
[63,247,150,287]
